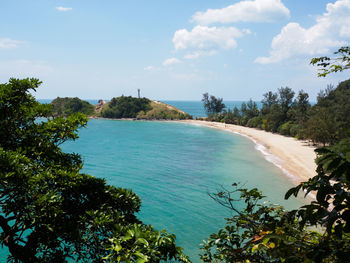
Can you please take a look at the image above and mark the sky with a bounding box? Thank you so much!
[0,0,350,101]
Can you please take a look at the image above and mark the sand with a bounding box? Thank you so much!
[181,120,317,185]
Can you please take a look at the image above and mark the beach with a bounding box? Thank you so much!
[181,120,317,185]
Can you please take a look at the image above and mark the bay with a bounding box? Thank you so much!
[63,120,304,261]
[0,118,305,262]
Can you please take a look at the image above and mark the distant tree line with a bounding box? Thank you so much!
[203,79,350,146]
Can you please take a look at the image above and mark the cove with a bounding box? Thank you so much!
[62,119,305,262]
[0,119,306,262]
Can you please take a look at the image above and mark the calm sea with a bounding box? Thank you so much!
[1,102,305,262]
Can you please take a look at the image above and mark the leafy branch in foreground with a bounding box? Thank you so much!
[0,78,190,262]
[286,138,350,261]
[201,46,350,263]
[201,138,350,262]
[310,46,350,77]
[200,184,320,262]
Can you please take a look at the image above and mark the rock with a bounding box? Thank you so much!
[95,99,107,113]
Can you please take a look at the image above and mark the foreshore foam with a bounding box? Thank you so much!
[179,120,317,187]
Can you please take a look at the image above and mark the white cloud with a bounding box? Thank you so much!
[255,0,350,64]
[56,7,73,12]
[0,38,21,49]
[242,28,252,35]
[173,25,246,59]
[184,50,217,59]
[163,57,181,66]
[192,0,290,25]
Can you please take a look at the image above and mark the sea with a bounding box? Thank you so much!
[0,100,307,262]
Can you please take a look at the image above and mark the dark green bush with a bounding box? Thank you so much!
[51,97,94,117]
[102,96,151,118]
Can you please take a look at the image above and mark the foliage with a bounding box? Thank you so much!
[202,93,225,117]
[244,99,259,119]
[201,137,350,262]
[205,63,350,144]
[136,101,191,120]
[0,78,189,262]
[200,184,321,263]
[102,96,152,118]
[105,224,190,262]
[261,91,278,115]
[221,107,240,124]
[50,97,95,117]
[201,47,350,263]
[303,107,337,146]
[285,138,350,261]
[312,79,350,142]
[247,116,262,128]
[311,46,350,77]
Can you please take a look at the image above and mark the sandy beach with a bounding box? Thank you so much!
[181,120,317,185]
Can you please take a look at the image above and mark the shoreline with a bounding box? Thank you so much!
[87,117,317,185]
[178,120,317,185]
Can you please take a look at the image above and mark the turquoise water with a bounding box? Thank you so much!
[63,120,304,261]
[0,120,306,262]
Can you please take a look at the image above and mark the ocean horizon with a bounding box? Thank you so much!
[37,99,262,118]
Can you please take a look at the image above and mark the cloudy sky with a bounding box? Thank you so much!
[1,0,349,101]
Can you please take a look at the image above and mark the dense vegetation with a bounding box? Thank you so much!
[101,96,191,120]
[137,101,191,120]
[202,92,226,116]
[203,47,350,146]
[203,79,350,146]
[0,79,189,262]
[200,47,350,262]
[50,97,95,117]
[101,96,152,118]
[200,138,350,262]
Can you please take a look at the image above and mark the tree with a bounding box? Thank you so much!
[200,185,320,262]
[201,47,350,262]
[202,93,225,117]
[285,138,350,261]
[200,138,350,262]
[246,99,259,119]
[292,90,311,123]
[261,91,278,115]
[304,106,337,146]
[0,78,189,262]
[278,86,295,122]
[311,46,350,77]
[102,96,152,118]
[50,97,95,117]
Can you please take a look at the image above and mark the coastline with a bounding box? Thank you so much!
[87,117,317,185]
[179,120,317,185]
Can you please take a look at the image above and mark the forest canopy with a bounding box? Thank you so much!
[204,78,350,146]
[50,97,95,117]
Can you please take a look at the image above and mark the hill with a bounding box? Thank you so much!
[49,96,192,120]
[101,96,191,120]
[50,97,95,117]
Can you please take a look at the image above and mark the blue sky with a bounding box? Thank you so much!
[1,0,349,101]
